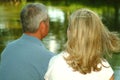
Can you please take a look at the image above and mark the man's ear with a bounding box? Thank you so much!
[39,21,47,38]
[39,21,45,32]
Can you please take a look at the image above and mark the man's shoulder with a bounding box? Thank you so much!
[6,38,21,46]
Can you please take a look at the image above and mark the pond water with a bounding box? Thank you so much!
[0,2,120,79]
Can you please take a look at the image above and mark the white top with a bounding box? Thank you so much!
[44,52,114,80]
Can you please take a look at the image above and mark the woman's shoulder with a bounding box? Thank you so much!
[48,51,67,66]
[100,59,112,67]
[91,59,114,80]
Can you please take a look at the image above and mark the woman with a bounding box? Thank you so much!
[44,8,120,80]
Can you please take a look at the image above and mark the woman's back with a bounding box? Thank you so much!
[45,52,114,80]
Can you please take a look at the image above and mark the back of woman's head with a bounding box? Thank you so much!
[65,8,120,74]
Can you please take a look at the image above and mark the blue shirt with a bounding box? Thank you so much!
[0,34,54,80]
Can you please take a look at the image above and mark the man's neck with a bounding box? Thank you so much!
[24,32,42,40]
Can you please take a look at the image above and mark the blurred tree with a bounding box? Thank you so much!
[27,0,35,2]
[0,0,21,2]
[0,0,22,6]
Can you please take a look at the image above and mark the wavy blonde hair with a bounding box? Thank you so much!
[65,8,120,74]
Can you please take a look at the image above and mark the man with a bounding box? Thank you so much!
[0,3,54,80]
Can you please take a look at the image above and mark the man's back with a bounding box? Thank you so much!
[0,34,54,80]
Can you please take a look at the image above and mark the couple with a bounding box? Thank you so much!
[0,3,120,80]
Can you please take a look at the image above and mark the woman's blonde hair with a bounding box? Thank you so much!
[65,8,120,74]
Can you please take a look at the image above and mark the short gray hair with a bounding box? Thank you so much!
[20,3,48,32]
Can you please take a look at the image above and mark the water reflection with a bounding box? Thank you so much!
[0,24,5,30]
[48,36,58,52]
[48,6,65,23]
[44,6,66,53]
[43,35,60,53]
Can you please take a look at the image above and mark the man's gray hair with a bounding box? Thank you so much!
[20,3,48,32]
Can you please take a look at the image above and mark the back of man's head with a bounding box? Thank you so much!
[20,3,48,33]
